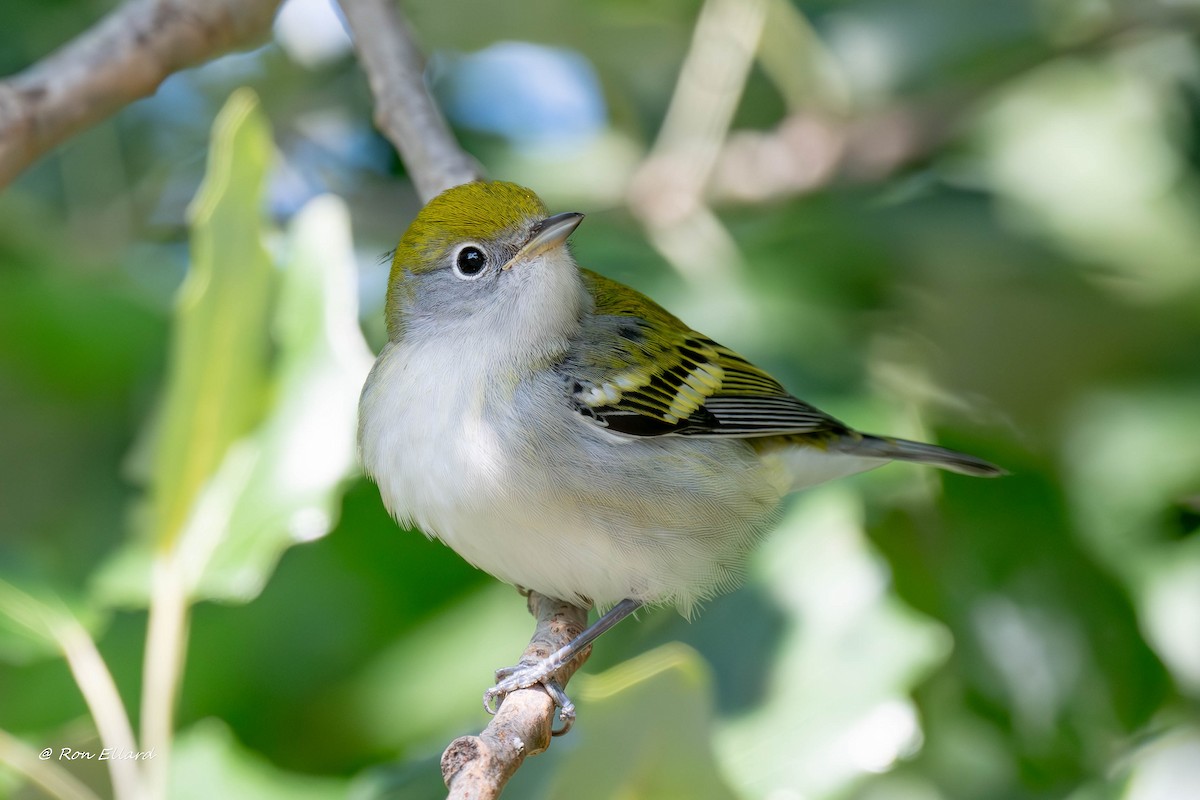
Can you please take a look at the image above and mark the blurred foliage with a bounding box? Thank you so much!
[2,0,1200,799]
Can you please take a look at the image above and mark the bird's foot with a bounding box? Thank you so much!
[483,660,576,735]
[480,598,644,736]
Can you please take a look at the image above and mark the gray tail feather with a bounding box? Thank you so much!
[833,434,1006,477]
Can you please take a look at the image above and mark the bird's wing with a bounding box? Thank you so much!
[563,270,848,438]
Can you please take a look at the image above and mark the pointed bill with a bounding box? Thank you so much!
[502,211,584,269]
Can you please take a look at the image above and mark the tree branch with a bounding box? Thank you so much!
[336,3,586,796]
[0,729,102,800]
[440,595,590,799]
[55,619,143,800]
[338,0,479,201]
[0,0,283,188]
[626,0,768,289]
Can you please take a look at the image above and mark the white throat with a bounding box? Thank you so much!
[421,246,588,377]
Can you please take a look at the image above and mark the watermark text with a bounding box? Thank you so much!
[39,747,156,761]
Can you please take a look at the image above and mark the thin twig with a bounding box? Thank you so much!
[56,621,143,800]
[441,595,590,799]
[0,728,104,800]
[0,581,143,799]
[338,3,588,795]
[0,0,283,188]
[140,555,190,800]
[338,0,480,201]
[627,0,768,287]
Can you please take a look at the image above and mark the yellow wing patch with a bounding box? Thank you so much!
[571,270,845,439]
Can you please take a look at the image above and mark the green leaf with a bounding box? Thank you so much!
[521,643,738,800]
[714,489,952,799]
[95,191,373,605]
[336,584,540,750]
[171,719,348,800]
[0,576,100,663]
[189,195,373,601]
[148,88,274,551]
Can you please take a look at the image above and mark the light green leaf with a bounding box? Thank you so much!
[190,194,373,601]
[149,88,274,551]
[715,488,952,799]
[339,584,539,750]
[0,576,99,663]
[171,719,348,800]
[524,643,738,800]
[95,191,373,605]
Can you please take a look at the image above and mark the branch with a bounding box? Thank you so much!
[140,555,190,800]
[0,729,102,800]
[336,4,587,796]
[641,1,1200,215]
[56,620,143,800]
[338,0,479,201]
[626,0,768,288]
[441,595,590,799]
[0,0,282,188]
[707,104,945,204]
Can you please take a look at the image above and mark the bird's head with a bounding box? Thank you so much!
[385,181,586,366]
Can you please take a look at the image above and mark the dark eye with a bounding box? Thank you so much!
[455,245,487,277]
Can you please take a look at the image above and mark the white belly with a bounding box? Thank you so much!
[357,340,785,613]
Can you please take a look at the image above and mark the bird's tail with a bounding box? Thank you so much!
[831,433,1005,477]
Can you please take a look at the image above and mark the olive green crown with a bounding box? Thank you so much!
[384,181,548,336]
[391,180,548,277]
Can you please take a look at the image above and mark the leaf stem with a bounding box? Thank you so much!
[56,620,144,800]
[139,555,190,800]
[0,728,103,800]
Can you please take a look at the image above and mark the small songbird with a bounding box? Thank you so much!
[358,180,1002,726]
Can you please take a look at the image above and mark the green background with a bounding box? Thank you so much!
[2,0,1199,798]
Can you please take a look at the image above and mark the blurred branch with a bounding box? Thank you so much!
[441,595,590,799]
[708,104,942,204]
[0,580,141,799]
[626,0,952,232]
[338,0,480,201]
[0,0,282,188]
[627,0,768,287]
[0,729,102,800]
[140,557,189,800]
[56,621,142,800]
[707,5,1200,206]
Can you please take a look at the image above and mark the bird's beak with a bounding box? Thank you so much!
[502,211,584,270]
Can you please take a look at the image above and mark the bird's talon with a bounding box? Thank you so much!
[552,701,576,736]
[542,678,570,708]
[484,670,578,733]
[483,688,504,716]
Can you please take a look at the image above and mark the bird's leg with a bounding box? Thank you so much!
[484,598,643,732]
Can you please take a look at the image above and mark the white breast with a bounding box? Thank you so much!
[359,337,785,613]
[359,339,509,533]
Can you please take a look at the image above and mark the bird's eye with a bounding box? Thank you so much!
[454,245,488,278]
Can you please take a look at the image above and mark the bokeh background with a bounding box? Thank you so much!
[2,0,1200,798]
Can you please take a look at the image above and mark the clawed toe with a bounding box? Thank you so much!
[482,662,576,733]
[479,599,644,734]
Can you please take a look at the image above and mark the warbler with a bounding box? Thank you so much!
[358,180,1001,724]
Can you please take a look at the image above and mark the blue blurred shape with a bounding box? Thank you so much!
[433,41,606,150]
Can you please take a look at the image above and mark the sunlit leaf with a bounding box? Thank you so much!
[171,718,347,800]
[714,489,951,799]
[192,194,373,601]
[514,643,738,800]
[0,576,99,663]
[95,192,373,604]
[148,87,274,551]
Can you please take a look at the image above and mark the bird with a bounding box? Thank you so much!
[357,180,1002,727]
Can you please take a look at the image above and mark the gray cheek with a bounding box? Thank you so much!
[409,269,505,328]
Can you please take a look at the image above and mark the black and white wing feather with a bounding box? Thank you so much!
[562,270,849,440]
